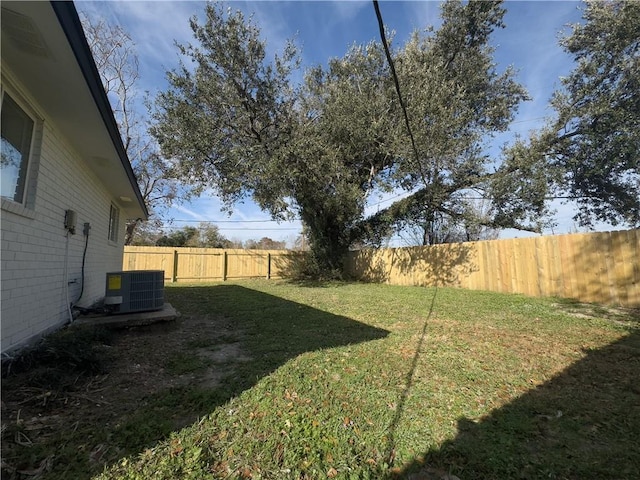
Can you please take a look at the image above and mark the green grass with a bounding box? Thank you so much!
[98,281,638,480]
[164,352,212,375]
[2,281,637,479]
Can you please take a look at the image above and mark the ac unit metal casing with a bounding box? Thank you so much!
[104,270,164,314]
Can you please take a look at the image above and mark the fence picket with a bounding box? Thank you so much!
[123,229,640,308]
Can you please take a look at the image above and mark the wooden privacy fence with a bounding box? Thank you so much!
[124,229,640,308]
[346,229,640,308]
[122,246,297,282]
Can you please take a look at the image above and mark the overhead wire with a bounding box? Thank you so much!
[372,0,422,175]
[156,5,580,234]
[170,219,289,223]
[163,193,592,228]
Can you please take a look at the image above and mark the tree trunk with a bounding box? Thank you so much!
[301,210,350,279]
[124,219,140,246]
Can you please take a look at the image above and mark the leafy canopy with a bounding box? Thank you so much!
[152,1,535,274]
[358,0,535,245]
[511,0,640,227]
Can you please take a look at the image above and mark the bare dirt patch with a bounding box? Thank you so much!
[1,311,250,480]
[196,342,252,389]
[553,301,640,328]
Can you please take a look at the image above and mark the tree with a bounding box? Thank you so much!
[292,42,397,273]
[399,199,499,246]
[190,222,233,248]
[507,0,640,227]
[245,237,286,250]
[79,12,187,244]
[359,0,538,246]
[156,226,197,247]
[154,223,231,248]
[152,4,395,276]
[128,218,164,246]
[151,1,537,277]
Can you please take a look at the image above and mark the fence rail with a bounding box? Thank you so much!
[122,246,295,282]
[346,229,640,308]
[124,229,640,308]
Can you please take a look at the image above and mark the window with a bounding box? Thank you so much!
[108,204,119,243]
[1,93,34,203]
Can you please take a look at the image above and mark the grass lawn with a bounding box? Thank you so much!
[2,280,638,479]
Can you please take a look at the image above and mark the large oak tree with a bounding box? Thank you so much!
[152,1,535,275]
[152,4,395,275]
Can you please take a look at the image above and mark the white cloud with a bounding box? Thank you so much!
[78,0,620,242]
[401,0,443,33]
[78,0,203,97]
[172,204,209,222]
[494,2,582,132]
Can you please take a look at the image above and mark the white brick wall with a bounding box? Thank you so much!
[1,81,127,353]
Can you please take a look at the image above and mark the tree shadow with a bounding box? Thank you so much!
[347,242,477,287]
[548,230,639,309]
[554,297,640,330]
[0,284,389,480]
[346,244,477,469]
[383,287,439,469]
[391,327,640,479]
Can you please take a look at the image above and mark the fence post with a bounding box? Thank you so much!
[172,250,178,283]
[223,251,228,281]
[266,253,271,280]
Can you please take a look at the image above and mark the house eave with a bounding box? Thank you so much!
[1,1,148,220]
[50,1,148,220]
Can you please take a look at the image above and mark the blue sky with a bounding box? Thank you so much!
[77,0,618,246]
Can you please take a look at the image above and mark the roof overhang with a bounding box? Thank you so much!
[1,1,148,220]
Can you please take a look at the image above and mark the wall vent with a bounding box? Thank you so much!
[1,7,51,59]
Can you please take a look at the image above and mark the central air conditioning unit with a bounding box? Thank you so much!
[104,270,164,314]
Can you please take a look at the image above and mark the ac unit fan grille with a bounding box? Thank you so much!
[105,270,164,314]
[128,272,164,310]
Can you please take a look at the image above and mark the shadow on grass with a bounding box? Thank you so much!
[384,287,439,468]
[123,284,390,465]
[392,329,640,479]
[175,283,390,379]
[1,284,389,480]
[554,297,640,329]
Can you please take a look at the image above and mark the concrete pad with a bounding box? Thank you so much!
[73,303,180,329]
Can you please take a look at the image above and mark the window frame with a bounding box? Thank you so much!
[108,203,120,243]
[1,88,37,205]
